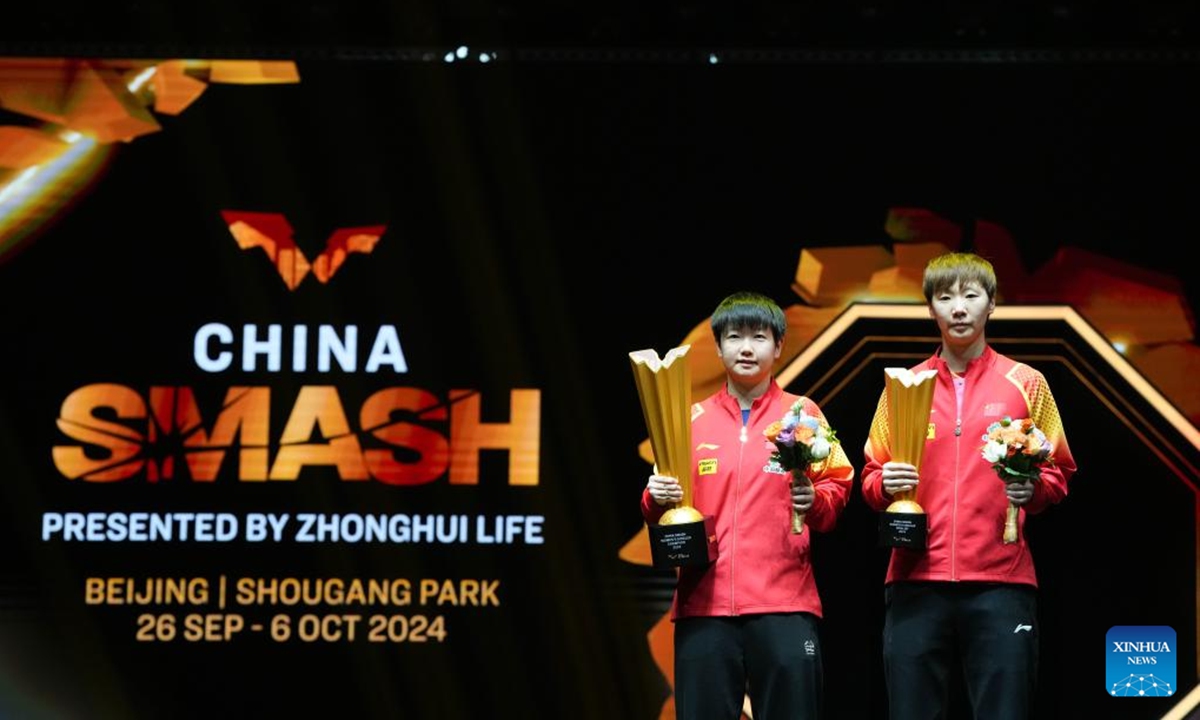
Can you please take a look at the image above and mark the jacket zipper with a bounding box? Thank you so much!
[732,413,748,614]
[950,375,963,582]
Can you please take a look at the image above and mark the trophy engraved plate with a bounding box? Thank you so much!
[648,514,718,568]
[879,507,927,549]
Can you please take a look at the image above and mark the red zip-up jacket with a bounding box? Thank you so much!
[861,345,1077,587]
[641,380,854,619]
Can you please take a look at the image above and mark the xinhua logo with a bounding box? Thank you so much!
[1106,625,1175,697]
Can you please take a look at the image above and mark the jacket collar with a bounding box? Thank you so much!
[929,343,997,377]
[715,377,783,422]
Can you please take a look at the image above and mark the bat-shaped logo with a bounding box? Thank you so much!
[221,210,385,290]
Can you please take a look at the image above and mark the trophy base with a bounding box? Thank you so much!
[648,515,718,569]
[879,511,927,549]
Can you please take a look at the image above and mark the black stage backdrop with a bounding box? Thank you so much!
[0,54,1197,720]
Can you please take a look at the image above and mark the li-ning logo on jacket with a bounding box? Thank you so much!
[222,211,385,290]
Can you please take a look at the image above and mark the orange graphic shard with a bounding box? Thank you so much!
[0,126,67,169]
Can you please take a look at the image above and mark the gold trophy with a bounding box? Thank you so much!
[630,344,716,568]
[879,367,938,549]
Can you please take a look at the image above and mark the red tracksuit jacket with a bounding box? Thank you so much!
[861,345,1078,587]
[641,380,854,619]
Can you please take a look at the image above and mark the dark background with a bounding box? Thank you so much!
[1,3,1198,719]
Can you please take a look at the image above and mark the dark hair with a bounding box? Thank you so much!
[922,252,998,302]
[710,291,786,344]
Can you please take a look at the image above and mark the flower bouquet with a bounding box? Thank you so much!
[981,416,1054,543]
[764,401,838,534]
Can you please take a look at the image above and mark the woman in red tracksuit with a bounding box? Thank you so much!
[861,252,1077,720]
[642,291,854,720]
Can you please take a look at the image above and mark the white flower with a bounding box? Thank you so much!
[809,436,832,460]
[982,439,1008,464]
